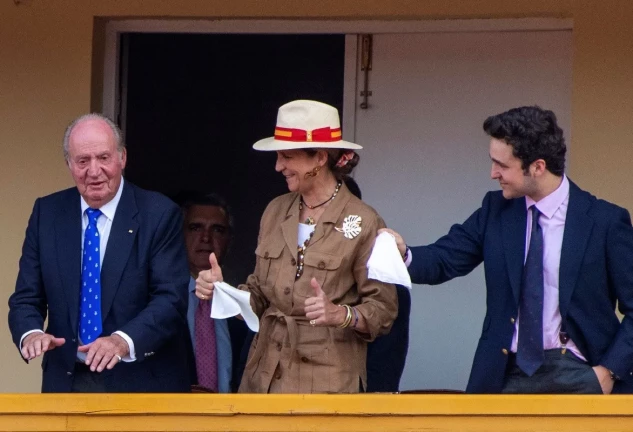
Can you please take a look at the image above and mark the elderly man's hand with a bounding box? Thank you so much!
[21,332,65,361]
[78,334,129,372]
[377,228,407,258]
[196,252,223,301]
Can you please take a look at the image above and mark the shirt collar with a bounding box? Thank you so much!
[80,177,125,221]
[525,175,569,219]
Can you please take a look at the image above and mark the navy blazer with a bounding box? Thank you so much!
[8,181,191,392]
[366,285,411,392]
[409,180,633,393]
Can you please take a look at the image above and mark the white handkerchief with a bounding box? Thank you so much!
[367,232,412,289]
[210,281,260,332]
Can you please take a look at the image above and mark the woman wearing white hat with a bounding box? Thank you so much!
[196,100,398,393]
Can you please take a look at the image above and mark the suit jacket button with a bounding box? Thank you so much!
[283,287,291,295]
[301,356,309,363]
[67,371,73,376]
[290,258,296,266]
[318,261,326,270]
[276,342,282,351]
[277,316,285,323]
[264,252,270,258]
[502,348,508,355]
[510,317,515,324]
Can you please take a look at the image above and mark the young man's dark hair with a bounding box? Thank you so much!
[483,106,566,176]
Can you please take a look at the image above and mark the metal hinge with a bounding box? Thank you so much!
[360,34,373,109]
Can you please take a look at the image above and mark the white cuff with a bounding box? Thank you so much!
[112,331,136,362]
[19,329,44,357]
[404,247,413,267]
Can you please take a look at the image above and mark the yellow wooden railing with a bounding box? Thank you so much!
[2,394,633,432]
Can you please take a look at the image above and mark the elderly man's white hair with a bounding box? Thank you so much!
[62,113,124,161]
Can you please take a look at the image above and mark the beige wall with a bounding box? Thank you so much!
[1,0,631,392]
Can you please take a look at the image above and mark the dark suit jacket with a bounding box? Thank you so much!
[8,181,191,392]
[227,318,253,392]
[186,316,253,393]
[409,180,633,393]
[366,285,411,392]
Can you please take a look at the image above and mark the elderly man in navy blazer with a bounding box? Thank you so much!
[8,113,191,392]
[383,106,633,394]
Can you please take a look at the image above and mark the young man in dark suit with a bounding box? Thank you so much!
[383,106,633,394]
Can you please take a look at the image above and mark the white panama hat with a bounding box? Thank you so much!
[253,100,362,151]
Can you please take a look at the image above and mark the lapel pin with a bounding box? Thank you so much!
[128,229,134,233]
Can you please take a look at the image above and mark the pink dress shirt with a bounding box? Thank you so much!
[510,175,585,360]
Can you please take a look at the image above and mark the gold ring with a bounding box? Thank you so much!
[200,293,206,300]
[115,355,122,362]
[309,319,316,326]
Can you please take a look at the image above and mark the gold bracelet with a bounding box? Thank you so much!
[338,305,352,328]
[341,305,352,328]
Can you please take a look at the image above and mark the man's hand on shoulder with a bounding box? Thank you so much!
[78,334,129,372]
[21,332,65,361]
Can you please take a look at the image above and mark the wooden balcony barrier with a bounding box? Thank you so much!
[2,393,633,432]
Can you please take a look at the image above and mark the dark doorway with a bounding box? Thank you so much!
[122,33,345,284]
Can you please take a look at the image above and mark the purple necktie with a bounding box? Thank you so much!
[195,299,218,391]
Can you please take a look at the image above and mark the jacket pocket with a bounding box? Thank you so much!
[298,252,343,297]
[254,242,284,290]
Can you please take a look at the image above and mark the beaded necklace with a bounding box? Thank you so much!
[295,181,342,279]
[300,181,341,209]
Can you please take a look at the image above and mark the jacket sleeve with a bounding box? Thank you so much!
[598,206,633,379]
[352,214,398,342]
[408,192,490,285]
[240,245,270,318]
[8,198,48,354]
[239,208,271,318]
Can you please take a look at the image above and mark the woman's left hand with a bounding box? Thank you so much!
[304,277,346,327]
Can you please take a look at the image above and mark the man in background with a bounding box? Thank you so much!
[178,191,250,392]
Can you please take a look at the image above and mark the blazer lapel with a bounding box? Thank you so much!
[55,192,83,335]
[558,182,593,320]
[502,198,527,306]
[100,183,139,320]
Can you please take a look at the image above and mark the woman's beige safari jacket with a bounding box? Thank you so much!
[238,183,398,393]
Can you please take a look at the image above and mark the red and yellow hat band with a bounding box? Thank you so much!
[274,126,342,142]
